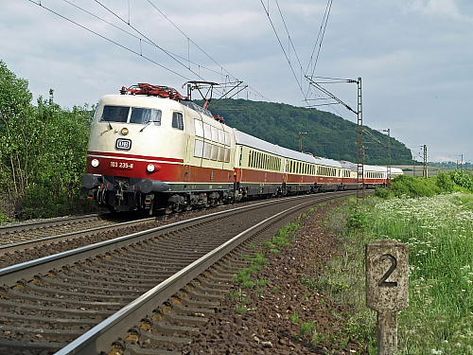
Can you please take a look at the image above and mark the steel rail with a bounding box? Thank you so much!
[0,193,347,286]
[0,216,155,253]
[0,213,101,234]
[55,193,339,355]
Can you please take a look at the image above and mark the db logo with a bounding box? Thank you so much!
[116,138,132,150]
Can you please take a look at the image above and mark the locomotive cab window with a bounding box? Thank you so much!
[172,112,184,130]
[130,108,161,125]
[101,105,162,125]
[101,106,129,123]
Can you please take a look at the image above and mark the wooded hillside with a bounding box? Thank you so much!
[208,99,413,164]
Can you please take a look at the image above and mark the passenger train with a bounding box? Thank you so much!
[82,83,403,213]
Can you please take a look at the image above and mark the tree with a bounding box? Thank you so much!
[0,61,93,219]
[0,60,35,210]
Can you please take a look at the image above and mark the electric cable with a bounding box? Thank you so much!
[26,0,190,81]
[258,0,305,97]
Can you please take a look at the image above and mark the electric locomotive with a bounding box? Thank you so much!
[83,83,402,214]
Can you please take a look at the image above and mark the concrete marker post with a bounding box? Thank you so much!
[366,240,409,355]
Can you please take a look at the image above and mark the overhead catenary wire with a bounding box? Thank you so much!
[93,0,207,82]
[28,0,270,101]
[26,0,190,81]
[59,0,227,78]
[304,0,333,99]
[274,0,304,78]
[306,0,333,78]
[144,0,268,100]
[259,0,305,98]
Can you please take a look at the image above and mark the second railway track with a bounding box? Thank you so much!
[0,191,353,354]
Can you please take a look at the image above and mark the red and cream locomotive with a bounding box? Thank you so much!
[82,83,402,213]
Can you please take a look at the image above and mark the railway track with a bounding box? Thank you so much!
[0,214,115,246]
[0,191,353,354]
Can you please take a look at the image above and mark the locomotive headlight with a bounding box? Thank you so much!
[146,164,156,173]
[120,127,129,136]
[91,158,100,168]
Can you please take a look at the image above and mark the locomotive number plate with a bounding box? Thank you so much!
[110,161,134,169]
[115,138,132,150]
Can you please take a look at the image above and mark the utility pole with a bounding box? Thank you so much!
[382,128,391,180]
[298,131,308,152]
[461,154,464,171]
[422,145,428,178]
[305,75,365,198]
[356,77,365,198]
[48,89,54,105]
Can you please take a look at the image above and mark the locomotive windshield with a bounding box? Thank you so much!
[101,105,162,125]
[102,106,129,123]
[130,108,161,124]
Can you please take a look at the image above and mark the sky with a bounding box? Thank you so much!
[1,0,472,162]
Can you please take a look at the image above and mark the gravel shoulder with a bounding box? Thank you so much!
[184,199,364,354]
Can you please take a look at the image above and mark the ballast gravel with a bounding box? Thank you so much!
[183,199,364,354]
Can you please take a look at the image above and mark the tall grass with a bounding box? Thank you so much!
[358,194,473,354]
[375,170,473,199]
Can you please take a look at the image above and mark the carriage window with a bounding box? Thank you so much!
[130,108,161,124]
[218,130,225,144]
[172,112,184,130]
[101,106,129,122]
[211,145,219,161]
[218,147,225,162]
[194,119,203,137]
[203,142,212,159]
[194,139,204,158]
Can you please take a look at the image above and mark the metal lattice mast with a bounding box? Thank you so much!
[356,77,365,198]
[422,145,428,178]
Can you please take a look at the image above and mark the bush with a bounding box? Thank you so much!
[450,170,473,191]
[389,175,440,198]
[374,187,394,199]
[378,171,473,200]
[436,172,455,192]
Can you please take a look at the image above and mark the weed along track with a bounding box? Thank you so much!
[0,192,352,354]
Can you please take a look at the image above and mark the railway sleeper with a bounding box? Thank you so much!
[149,321,199,336]
[160,313,209,326]
[5,287,125,309]
[0,339,64,354]
[193,278,232,292]
[0,311,98,325]
[68,265,175,283]
[0,324,86,338]
[172,294,219,309]
[168,303,215,317]
[186,284,227,297]
[122,343,181,355]
[0,299,111,316]
[34,276,145,295]
[55,272,159,289]
[182,288,224,302]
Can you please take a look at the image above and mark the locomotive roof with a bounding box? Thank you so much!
[100,94,184,110]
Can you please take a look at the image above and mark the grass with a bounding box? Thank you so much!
[324,192,473,354]
[230,209,313,315]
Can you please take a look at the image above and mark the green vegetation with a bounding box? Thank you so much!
[209,99,413,164]
[234,253,268,289]
[376,170,473,198]
[321,190,473,354]
[300,321,317,338]
[0,60,93,220]
[231,213,307,316]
